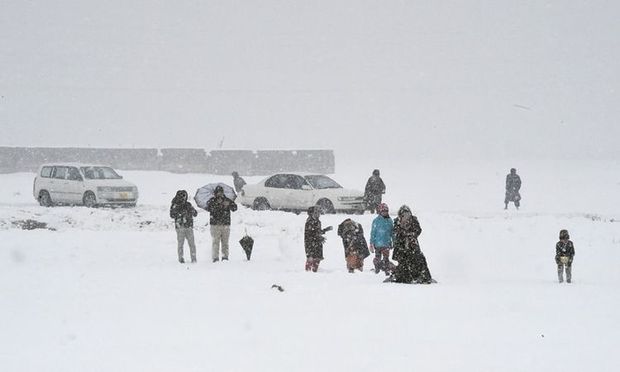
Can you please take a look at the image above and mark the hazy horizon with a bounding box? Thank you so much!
[2,1,619,162]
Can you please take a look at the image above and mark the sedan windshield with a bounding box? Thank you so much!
[81,167,122,180]
[304,175,342,189]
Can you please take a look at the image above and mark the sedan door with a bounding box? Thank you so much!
[262,174,288,210]
[283,175,315,210]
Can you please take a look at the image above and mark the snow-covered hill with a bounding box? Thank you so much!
[1,161,619,371]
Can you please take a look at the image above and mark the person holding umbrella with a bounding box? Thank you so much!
[206,185,238,262]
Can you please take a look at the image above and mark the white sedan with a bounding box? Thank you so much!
[238,173,365,214]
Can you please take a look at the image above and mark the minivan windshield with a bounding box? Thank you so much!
[304,175,342,189]
[80,166,122,180]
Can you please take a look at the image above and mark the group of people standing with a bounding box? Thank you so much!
[304,200,434,284]
[170,185,237,264]
[170,167,575,284]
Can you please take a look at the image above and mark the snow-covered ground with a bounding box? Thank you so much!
[1,160,619,371]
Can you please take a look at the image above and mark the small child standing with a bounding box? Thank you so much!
[370,203,395,275]
[555,229,575,283]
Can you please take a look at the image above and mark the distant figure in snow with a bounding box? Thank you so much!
[364,169,386,214]
[206,185,238,262]
[504,168,522,210]
[231,171,246,194]
[370,203,395,275]
[387,205,433,284]
[170,190,198,263]
[337,218,370,273]
[304,206,332,272]
[555,229,575,283]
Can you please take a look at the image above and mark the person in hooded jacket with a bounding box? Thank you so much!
[169,190,198,263]
[364,169,386,214]
[370,203,395,275]
[232,171,246,194]
[388,205,433,284]
[555,229,575,283]
[304,206,332,272]
[505,168,522,210]
[337,218,370,273]
[206,185,237,262]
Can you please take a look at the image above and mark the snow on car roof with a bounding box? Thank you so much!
[39,163,115,168]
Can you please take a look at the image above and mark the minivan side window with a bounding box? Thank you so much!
[40,166,53,178]
[67,167,82,181]
[53,166,68,180]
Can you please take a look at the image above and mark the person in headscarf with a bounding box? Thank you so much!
[337,218,370,273]
[169,190,198,263]
[388,205,433,284]
[304,206,332,272]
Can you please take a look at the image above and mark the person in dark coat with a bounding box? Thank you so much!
[337,218,371,273]
[169,190,198,263]
[388,205,433,284]
[304,206,332,272]
[504,168,522,210]
[232,171,246,194]
[206,185,238,262]
[364,169,386,213]
[555,229,575,283]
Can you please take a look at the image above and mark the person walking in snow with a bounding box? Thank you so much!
[337,218,370,273]
[370,203,395,275]
[232,171,246,194]
[555,229,575,283]
[170,190,198,263]
[364,169,386,214]
[206,185,237,262]
[504,168,522,210]
[388,205,433,284]
[304,206,332,272]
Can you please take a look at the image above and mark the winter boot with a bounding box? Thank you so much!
[179,257,185,264]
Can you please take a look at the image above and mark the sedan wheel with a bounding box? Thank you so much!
[317,199,335,214]
[253,198,271,211]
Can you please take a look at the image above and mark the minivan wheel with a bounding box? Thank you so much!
[39,191,53,207]
[253,198,271,211]
[317,199,335,214]
[83,192,97,208]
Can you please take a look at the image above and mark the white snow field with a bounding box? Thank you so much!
[1,160,619,372]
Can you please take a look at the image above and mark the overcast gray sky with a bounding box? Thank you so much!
[1,0,619,163]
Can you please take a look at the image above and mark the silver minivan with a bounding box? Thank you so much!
[33,163,139,207]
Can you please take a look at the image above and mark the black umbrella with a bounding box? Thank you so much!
[239,234,254,260]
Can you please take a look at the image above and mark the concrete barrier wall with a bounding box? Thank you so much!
[0,147,335,175]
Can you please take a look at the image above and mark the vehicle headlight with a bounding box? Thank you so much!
[97,186,114,192]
